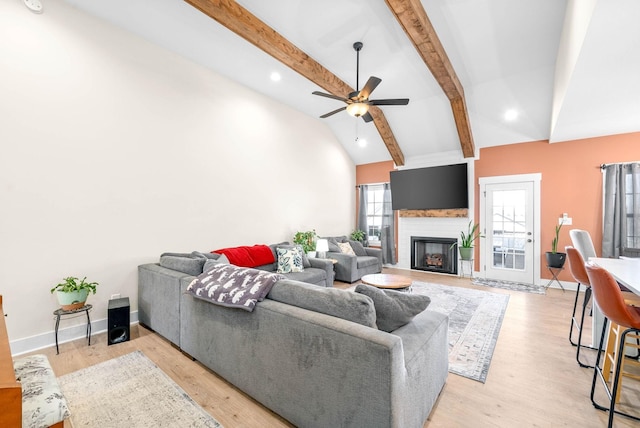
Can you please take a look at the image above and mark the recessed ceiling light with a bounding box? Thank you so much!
[356,137,367,148]
[270,72,281,82]
[504,109,518,121]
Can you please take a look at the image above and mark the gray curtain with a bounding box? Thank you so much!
[381,183,396,264]
[358,185,369,247]
[602,163,640,258]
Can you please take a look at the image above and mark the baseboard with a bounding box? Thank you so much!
[10,310,139,356]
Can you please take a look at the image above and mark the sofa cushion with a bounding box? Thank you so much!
[191,251,221,259]
[355,284,431,332]
[338,242,356,256]
[349,240,368,256]
[267,280,377,328]
[326,237,342,253]
[357,256,380,269]
[283,269,326,285]
[159,255,205,276]
[203,254,230,273]
[276,247,304,273]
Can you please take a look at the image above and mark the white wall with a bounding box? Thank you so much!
[0,0,354,353]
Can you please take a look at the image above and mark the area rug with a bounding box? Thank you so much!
[57,351,223,428]
[472,277,546,294]
[401,282,509,383]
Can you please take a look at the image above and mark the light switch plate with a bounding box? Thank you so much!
[559,217,572,225]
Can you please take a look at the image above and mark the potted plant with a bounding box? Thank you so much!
[545,222,566,268]
[350,229,366,243]
[293,230,317,255]
[50,276,98,311]
[454,221,484,261]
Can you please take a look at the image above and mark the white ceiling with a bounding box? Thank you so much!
[61,0,640,165]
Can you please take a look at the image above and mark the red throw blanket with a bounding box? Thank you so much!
[211,245,275,268]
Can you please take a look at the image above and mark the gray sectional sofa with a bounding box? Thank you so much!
[138,252,449,427]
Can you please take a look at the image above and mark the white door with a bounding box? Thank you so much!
[480,176,539,284]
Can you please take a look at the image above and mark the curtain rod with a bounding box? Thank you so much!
[600,161,640,170]
[355,182,389,188]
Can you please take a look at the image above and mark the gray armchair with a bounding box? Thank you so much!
[321,236,382,283]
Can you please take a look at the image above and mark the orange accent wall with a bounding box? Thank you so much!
[475,132,640,281]
[356,160,395,185]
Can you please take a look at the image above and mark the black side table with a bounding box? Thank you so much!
[53,304,92,354]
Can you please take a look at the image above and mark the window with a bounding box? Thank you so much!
[366,185,389,242]
[625,170,640,250]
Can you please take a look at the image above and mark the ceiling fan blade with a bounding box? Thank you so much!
[320,106,347,118]
[312,91,350,103]
[358,76,382,100]
[369,98,410,106]
[362,112,374,123]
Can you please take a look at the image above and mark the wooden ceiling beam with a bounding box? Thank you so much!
[385,0,475,158]
[183,0,406,166]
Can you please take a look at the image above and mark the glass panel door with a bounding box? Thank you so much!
[484,181,534,283]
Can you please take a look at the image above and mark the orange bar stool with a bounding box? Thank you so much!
[565,247,595,367]
[585,263,640,427]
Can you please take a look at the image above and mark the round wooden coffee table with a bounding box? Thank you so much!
[361,274,413,290]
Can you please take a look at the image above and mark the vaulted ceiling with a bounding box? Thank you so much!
[63,0,640,166]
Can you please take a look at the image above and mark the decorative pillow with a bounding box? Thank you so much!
[325,237,342,253]
[276,247,304,273]
[354,284,431,332]
[203,254,230,273]
[277,244,311,268]
[267,280,377,328]
[338,242,356,256]
[349,240,368,256]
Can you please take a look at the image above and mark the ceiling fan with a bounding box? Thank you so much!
[312,42,409,123]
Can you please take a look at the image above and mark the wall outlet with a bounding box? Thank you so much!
[110,293,121,300]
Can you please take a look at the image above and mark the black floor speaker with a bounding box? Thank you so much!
[108,297,130,346]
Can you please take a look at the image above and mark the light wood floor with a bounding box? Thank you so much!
[27,268,640,427]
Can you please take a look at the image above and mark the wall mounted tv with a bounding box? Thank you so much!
[390,163,468,210]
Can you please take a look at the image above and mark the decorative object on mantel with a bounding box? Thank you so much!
[293,229,317,256]
[399,208,468,218]
[50,276,98,310]
[453,221,484,261]
[545,221,566,268]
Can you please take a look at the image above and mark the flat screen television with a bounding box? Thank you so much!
[390,163,468,210]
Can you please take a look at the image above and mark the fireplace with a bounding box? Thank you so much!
[411,236,458,275]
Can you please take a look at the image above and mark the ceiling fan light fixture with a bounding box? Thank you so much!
[346,102,369,117]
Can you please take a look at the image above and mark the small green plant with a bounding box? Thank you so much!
[455,221,484,249]
[350,229,366,242]
[50,276,98,295]
[551,222,563,254]
[293,230,317,253]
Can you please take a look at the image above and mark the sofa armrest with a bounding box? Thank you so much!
[327,251,358,283]
[308,257,334,287]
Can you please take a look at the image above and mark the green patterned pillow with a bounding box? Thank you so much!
[276,247,304,273]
